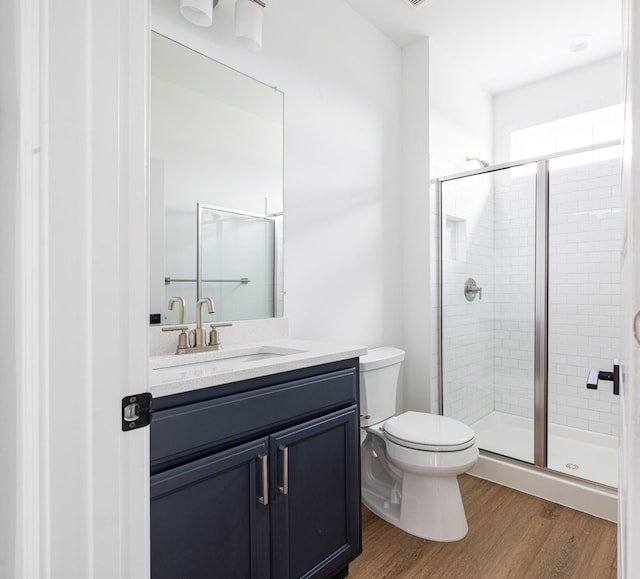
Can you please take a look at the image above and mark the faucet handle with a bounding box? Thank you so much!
[162,325,191,354]
[208,322,232,349]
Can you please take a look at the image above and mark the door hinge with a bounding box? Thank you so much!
[122,393,153,431]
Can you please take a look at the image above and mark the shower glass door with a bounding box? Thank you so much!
[197,204,276,321]
[440,143,622,488]
[440,163,538,463]
[546,146,622,487]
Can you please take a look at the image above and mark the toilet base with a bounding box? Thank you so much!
[363,472,469,542]
[400,472,469,541]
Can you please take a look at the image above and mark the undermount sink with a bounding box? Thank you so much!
[151,346,307,377]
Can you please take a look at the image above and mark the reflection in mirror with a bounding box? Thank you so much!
[196,204,280,322]
[149,32,284,325]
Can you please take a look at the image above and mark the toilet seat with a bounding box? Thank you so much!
[383,411,475,452]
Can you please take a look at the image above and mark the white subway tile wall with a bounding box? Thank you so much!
[547,155,623,436]
[492,168,537,420]
[434,151,622,439]
[440,171,496,425]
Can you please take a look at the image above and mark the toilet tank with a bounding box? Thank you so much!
[359,347,405,427]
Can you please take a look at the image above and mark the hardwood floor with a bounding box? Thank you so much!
[349,474,616,579]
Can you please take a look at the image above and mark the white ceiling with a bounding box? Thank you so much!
[344,0,622,94]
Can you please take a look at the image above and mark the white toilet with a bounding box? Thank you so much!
[359,347,478,542]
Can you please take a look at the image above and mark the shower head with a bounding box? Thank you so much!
[466,156,490,168]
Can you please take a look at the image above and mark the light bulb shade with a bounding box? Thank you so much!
[180,0,217,27]
[235,0,263,50]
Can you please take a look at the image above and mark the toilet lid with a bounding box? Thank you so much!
[383,411,475,452]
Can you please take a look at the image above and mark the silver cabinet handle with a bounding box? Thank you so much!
[258,454,269,506]
[278,445,289,495]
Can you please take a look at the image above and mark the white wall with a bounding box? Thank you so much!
[429,38,494,174]
[493,55,621,164]
[428,38,494,412]
[152,0,404,348]
[400,38,431,413]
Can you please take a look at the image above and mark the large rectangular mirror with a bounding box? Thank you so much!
[150,32,284,325]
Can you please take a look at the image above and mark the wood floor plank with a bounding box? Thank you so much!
[349,474,616,579]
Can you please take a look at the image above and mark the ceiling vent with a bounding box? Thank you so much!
[404,0,431,7]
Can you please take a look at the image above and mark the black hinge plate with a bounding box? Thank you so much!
[122,392,153,431]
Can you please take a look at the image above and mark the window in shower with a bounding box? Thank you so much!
[510,105,622,176]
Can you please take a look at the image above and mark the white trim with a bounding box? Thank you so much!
[470,453,618,522]
[620,0,640,575]
[7,0,151,577]
[15,0,48,576]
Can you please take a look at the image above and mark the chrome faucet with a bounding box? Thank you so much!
[168,296,186,324]
[194,297,214,348]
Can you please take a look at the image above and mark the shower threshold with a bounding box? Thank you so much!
[471,411,619,488]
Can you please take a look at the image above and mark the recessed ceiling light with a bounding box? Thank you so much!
[569,34,592,52]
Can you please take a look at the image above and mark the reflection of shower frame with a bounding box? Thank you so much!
[196,202,283,317]
[437,139,620,470]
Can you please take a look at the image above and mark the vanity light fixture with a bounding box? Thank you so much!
[235,0,266,50]
[178,0,266,50]
[179,0,219,27]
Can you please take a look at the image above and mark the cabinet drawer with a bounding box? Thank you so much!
[151,367,357,470]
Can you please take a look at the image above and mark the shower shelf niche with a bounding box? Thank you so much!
[445,215,467,262]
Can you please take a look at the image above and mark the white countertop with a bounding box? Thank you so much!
[149,338,367,398]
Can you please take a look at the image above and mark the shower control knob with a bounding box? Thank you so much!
[464,278,482,302]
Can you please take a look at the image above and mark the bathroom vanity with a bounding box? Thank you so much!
[149,335,365,579]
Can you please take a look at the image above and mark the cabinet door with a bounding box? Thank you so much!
[151,438,270,579]
[270,406,361,579]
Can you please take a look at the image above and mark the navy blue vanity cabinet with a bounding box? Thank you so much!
[270,406,360,579]
[150,359,362,579]
[151,438,270,579]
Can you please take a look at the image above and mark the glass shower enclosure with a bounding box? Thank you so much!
[439,143,623,488]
